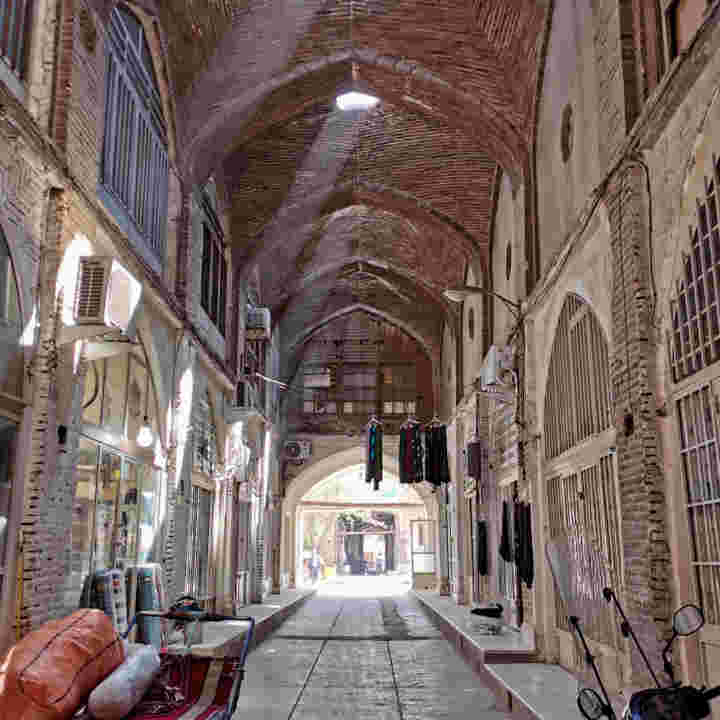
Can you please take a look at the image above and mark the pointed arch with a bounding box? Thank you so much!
[543,294,612,460]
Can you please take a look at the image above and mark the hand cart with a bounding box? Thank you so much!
[120,596,255,720]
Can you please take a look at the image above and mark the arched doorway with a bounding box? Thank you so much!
[282,448,437,589]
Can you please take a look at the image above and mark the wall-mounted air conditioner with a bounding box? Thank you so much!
[284,440,312,461]
[58,256,142,351]
[481,345,514,387]
[246,307,271,340]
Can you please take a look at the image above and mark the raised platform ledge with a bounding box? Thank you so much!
[241,587,316,650]
[411,590,536,664]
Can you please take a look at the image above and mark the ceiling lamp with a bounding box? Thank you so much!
[136,369,154,448]
[336,92,379,111]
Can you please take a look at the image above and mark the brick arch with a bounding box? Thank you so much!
[288,304,437,362]
[239,180,485,288]
[182,51,528,187]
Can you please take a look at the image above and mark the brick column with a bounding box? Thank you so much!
[608,166,671,684]
[17,188,66,635]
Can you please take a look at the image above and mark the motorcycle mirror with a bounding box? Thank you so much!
[673,604,704,636]
[577,688,606,720]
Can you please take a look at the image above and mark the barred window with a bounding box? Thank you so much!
[186,484,213,600]
[200,209,226,336]
[101,4,168,261]
[0,0,31,79]
[547,455,622,648]
[544,295,613,459]
[669,161,720,382]
[194,392,218,476]
[677,384,720,625]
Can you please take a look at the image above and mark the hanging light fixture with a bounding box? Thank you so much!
[137,367,154,448]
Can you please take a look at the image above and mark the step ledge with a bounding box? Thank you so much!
[485,663,580,720]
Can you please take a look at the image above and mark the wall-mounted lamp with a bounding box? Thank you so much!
[443,285,521,317]
[136,368,153,448]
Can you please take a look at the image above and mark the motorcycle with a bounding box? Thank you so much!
[545,537,720,720]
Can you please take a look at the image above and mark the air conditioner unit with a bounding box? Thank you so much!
[73,256,142,331]
[481,345,514,387]
[246,307,271,340]
[284,440,312,461]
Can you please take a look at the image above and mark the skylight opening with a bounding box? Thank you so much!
[336,92,379,111]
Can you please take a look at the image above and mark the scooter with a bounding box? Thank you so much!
[546,537,720,720]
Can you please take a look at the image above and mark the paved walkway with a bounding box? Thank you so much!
[233,576,509,719]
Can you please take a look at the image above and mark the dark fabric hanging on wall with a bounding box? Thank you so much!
[425,425,450,487]
[499,501,512,562]
[366,422,383,491]
[477,520,488,576]
[515,502,534,588]
[467,440,484,480]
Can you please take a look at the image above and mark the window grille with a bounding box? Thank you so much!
[547,455,622,648]
[186,485,213,599]
[677,383,720,624]
[194,392,218,476]
[102,4,168,261]
[0,0,31,78]
[544,295,612,459]
[669,161,720,382]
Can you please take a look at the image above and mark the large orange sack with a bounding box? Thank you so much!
[0,609,124,720]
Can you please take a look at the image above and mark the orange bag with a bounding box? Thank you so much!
[0,609,125,720]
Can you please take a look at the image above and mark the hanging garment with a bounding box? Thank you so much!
[425,425,450,487]
[366,422,383,490]
[477,520,488,576]
[515,502,534,589]
[399,424,424,484]
[467,439,484,480]
[499,500,513,562]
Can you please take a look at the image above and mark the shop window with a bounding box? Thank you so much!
[547,456,622,647]
[101,3,168,261]
[0,232,23,399]
[194,391,218,476]
[380,364,416,416]
[200,200,226,336]
[544,295,613,460]
[677,384,720,625]
[669,164,720,382]
[0,0,32,79]
[186,484,213,600]
[64,437,161,615]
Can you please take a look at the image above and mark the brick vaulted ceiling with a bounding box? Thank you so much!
[94,0,550,359]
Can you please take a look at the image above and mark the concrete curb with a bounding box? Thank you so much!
[248,590,317,651]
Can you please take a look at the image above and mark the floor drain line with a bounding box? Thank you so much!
[286,601,346,720]
[386,640,405,720]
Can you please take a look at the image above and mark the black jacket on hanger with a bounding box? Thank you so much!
[514,502,534,589]
[366,423,383,490]
[499,501,513,563]
[477,520,488,576]
[425,425,450,487]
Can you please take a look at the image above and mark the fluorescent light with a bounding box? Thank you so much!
[336,92,379,111]
[137,417,154,448]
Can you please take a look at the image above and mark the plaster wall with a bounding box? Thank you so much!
[536,0,603,272]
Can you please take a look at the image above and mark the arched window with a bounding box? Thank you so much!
[544,296,620,653]
[101,3,168,262]
[669,165,720,382]
[669,160,720,630]
[544,294,612,459]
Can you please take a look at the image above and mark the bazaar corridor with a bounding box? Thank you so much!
[234,577,506,720]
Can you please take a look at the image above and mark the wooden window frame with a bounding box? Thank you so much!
[101,4,169,262]
[199,196,227,336]
[193,391,218,477]
[186,482,214,603]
